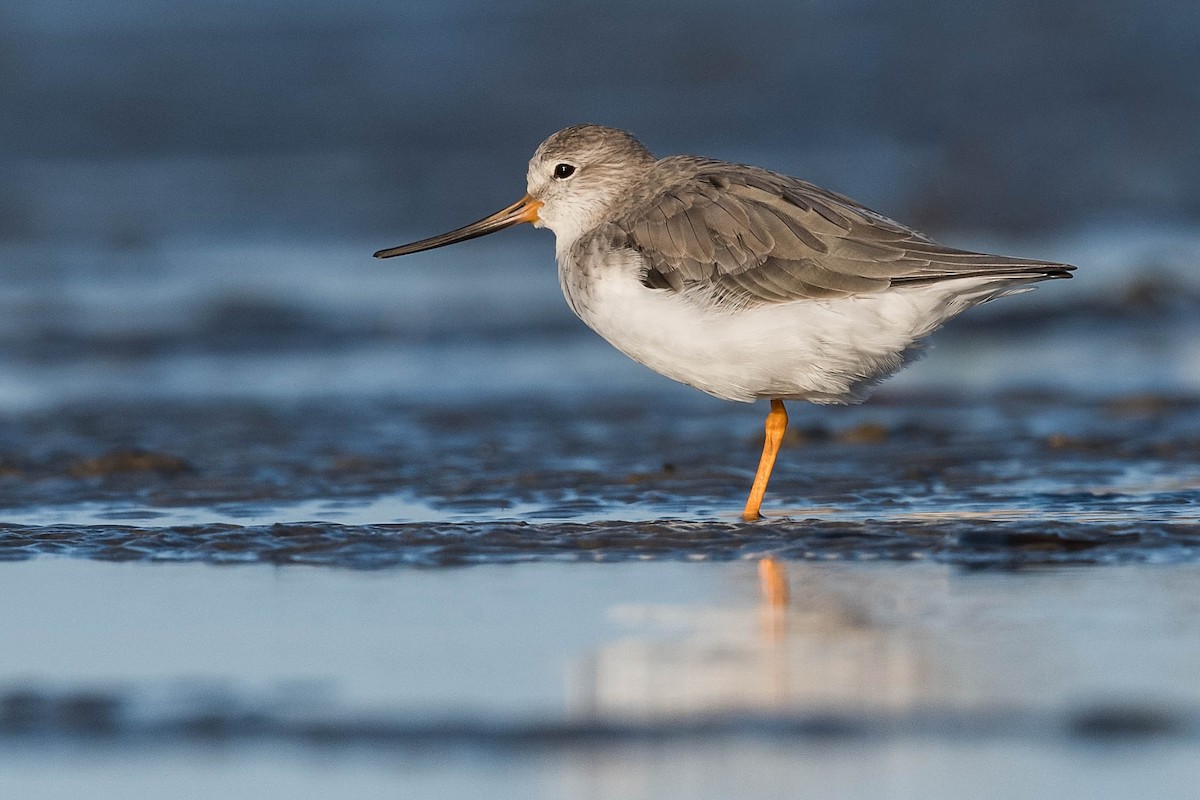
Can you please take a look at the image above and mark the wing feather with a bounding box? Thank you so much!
[589,158,1074,307]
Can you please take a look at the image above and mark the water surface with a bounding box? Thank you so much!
[2,559,1199,799]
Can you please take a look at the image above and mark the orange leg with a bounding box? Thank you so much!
[742,399,788,521]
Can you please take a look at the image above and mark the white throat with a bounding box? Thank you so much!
[537,196,609,255]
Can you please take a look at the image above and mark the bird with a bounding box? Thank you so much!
[374,124,1073,521]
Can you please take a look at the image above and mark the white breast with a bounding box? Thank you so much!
[558,246,1012,404]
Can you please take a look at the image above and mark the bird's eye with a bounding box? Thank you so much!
[553,163,576,180]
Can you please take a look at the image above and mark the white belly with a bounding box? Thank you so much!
[561,252,1002,404]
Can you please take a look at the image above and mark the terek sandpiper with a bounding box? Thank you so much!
[375,124,1073,520]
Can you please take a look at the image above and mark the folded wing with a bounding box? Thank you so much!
[596,159,1074,308]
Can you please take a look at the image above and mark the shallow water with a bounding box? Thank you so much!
[2,559,1200,799]
[1,382,1198,796]
[0,389,1197,566]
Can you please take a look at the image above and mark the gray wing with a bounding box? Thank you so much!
[599,160,1074,307]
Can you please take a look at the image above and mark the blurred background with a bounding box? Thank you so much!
[1,0,1198,407]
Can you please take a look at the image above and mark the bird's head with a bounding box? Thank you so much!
[524,125,654,243]
[374,124,653,259]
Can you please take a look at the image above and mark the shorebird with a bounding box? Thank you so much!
[375,125,1073,521]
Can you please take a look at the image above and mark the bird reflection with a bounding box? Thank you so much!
[569,560,933,720]
[758,556,789,643]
